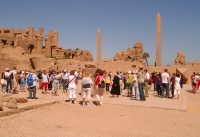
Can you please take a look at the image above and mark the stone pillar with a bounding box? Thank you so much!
[28,26,34,40]
[156,12,162,66]
[96,28,101,61]
[36,27,44,54]
[45,35,51,57]
[53,31,58,46]
[36,36,43,54]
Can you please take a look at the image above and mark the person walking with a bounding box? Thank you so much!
[41,70,49,94]
[179,73,183,89]
[193,73,199,94]
[110,73,120,97]
[26,70,38,99]
[137,66,146,101]
[52,72,60,96]
[37,70,43,89]
[170,73,175,98]
[173,73,181,99]
[4,68,12,93]
[105,73,111,92]
[126,71,133,97]
[81,72,93,107]
[20,71,26,92]
[61,70,68,93]
[144,69,150,97]
[67,70,77,104]
[1,71,7,93]
[156,75,162,96]
[161,69,170,98]
[132,71,139,100]
[95,70,105,106]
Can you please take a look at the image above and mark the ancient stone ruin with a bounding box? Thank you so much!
[113,42,144,64]
[175,52,186,65]
[0,26,94,72]
[64,49,93,61]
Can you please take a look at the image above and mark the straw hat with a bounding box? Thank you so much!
[132,71,136,73]
[5,68,9,71]
[128,70,131,74]
[83,71,90,77]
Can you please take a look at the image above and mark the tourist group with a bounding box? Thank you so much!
[1,66,200,107]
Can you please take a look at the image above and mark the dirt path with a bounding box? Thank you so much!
[0,91,200,137]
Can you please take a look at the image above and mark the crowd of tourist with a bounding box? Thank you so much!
[1,66,200,107]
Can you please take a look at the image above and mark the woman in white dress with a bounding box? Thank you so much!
[67,70,78,104]
[173,73,181,99]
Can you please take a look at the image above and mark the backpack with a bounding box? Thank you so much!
[98,76,105,88]
[27,74,34,86]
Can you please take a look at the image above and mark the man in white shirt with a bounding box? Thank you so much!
[144,69,150,97]
[27,70,38,99]
[4,68,12,93]
[62,70,68,93]
[161,69,170,98]
[42,70,49,94]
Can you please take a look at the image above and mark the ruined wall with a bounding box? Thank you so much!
[113,42,144,64]
[64,49,94,61]
[175,52,186,65]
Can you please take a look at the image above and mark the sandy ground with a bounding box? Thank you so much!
[0,89,200,137]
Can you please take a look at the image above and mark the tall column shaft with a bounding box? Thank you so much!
[156,12,162,66]
[97,28,101,61]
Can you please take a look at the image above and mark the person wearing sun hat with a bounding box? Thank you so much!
[4,68,12,93]
[137,66,146,101]
[125,70,133,97]
[81,71,93,106]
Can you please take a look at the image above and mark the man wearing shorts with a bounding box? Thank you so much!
[42,70,49,94]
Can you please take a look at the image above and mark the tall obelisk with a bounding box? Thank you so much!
[156,12,162,66]
[96,28,101,61]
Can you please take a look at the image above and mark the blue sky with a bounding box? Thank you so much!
[0,0,200,65]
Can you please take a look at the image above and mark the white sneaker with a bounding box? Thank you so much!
[86,104,91,107]
[82,103,86,107]
[74,101,76,104]
[69,101,72,104]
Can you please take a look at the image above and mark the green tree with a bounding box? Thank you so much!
[75,48,79,50]
[142,52,150,66]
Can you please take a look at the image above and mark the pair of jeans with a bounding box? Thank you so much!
[1,85,6,92]
[161,83,169,97]
[28,86,36,98]
[171,83,174,97]
[154,83,157,91]
[6,79,12,93]
[132,87,138,98]
[62,79,67,91]
[138,82,145,101]
[156,85,162,95]
[20,79,26,89]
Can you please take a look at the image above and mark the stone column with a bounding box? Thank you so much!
[96,28,101,61]
[36,36,43,54]
[28,26,34,40]
[156,12,162,66]
[45,35,51,57]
